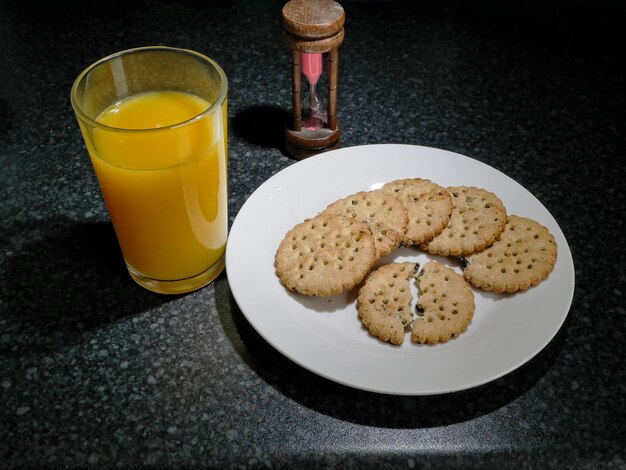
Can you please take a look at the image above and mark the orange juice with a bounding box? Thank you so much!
[87,90,227,285]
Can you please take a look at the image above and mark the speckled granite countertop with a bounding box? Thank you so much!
[1,0,624,468]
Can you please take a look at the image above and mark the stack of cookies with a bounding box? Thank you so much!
[274,178,558,346]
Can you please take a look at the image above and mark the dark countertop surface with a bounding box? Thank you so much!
[1,0,624,468]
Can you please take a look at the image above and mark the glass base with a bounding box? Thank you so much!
[127,253,225,295]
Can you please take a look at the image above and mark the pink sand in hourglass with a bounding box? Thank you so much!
[301,52,322,85]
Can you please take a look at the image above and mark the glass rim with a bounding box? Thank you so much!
[70,45,228,133]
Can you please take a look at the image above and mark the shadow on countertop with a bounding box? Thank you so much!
[218,285,569,429]
[232,105,291,156]
[0,217,171,355]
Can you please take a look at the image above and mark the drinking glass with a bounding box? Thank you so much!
[71,46,228,294]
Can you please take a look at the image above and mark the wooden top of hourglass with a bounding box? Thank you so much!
[282,0,345,51]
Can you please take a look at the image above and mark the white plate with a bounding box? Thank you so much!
[226,144,575,395]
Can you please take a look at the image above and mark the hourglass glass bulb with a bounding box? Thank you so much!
[302,52,326,130]
[302,52,322,85]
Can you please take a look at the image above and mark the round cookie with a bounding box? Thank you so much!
[380,178,452,246]
[274,214,377,297]
[420,186,507,257]
[320,190,408,258]
[357,262,418,345]
[461,215,558,293]
[412,261,475,345]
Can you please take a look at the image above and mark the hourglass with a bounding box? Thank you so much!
[282,0,345,158]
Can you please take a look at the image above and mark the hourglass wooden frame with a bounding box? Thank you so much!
[282,0,345,158]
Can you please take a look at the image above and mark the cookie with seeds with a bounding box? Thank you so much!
[357,262,418,345]
[461,215,557,293]
[380,178,452,246]
[412,261,475,345]
[274,214,377,297]
[320,190,408,258]
[420,186,507,257]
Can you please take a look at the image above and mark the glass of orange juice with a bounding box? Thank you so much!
[71,46,228,294]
